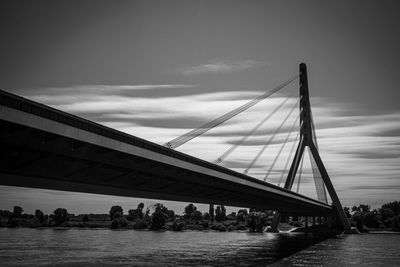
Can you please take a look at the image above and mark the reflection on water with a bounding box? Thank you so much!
[0,228,399,266]
[274,233,400,266]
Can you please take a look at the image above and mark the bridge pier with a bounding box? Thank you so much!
[270,211,281,232]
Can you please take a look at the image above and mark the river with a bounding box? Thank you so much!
[0,228,399,266]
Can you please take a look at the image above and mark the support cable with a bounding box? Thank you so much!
[164,75,299,149]
[296,153,305,193]
[263,115,300,181]
[310,109,319,150]
[214,96,291,164]
[244,99,300,174]
[277,132,299,187]
[308,109,327,202]
[309,149,328,203]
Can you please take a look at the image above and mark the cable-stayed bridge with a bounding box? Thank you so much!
[0,63,350,230]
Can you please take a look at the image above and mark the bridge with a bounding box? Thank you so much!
[0,63,350,229]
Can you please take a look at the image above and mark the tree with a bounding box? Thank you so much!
[35,209,45,223]
[166,209,175,220]
[221,206,226,218]
[364,209,380,228]
[192,210,203,221]
[209,204,215,221]
[13,206,23,218]
[53,208,68,225]
[379,207,393,222]
[247,212,267,232]
[150,204,170,230]
[127,203,145,221]
[215,205,226,222]
[109,206,123,220]
[381,201,400,216]
[184,203,197,219]
[237,209,248,222]
[352,204,370,213]
[0,210,12,219]
[144,208,150,219]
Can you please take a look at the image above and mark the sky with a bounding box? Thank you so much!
[0,0,399,215]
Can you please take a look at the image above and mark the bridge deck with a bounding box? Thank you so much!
[0,90,332,215]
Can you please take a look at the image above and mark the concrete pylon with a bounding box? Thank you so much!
[282,63,351,231]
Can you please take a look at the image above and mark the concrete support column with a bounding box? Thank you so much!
[270,211,281,232]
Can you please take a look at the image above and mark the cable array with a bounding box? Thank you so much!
[214,97,291,164]
[263,115,299,181]
[277,132,299,187]
[164,75,299,149]
[244,99,299,174]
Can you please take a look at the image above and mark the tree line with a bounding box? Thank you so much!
[344,201,400,232]
[0,201,399,232]
[0,203,272,232]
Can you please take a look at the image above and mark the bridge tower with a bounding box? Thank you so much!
[284,63,351,230]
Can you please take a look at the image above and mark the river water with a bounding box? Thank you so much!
[0,228,399,266]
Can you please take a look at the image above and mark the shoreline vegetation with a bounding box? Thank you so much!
[0,201,399,233]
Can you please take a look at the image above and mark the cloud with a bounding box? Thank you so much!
[179,60,267,75]
[17,84,198,103]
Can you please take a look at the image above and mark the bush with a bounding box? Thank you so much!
[172,220,184,231]
[133,219,149,229]
[201,221,209,229]
[210,222,227,232]
[110,218,120,229]
[8,218,19,227]
[82,214,89,222]
[236,222,247,230]
[227,225,236,232]
[391,215,400,231]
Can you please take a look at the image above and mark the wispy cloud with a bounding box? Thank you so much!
[75,84,197,90]
[18,84,197,100]
[179,60,267,75]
